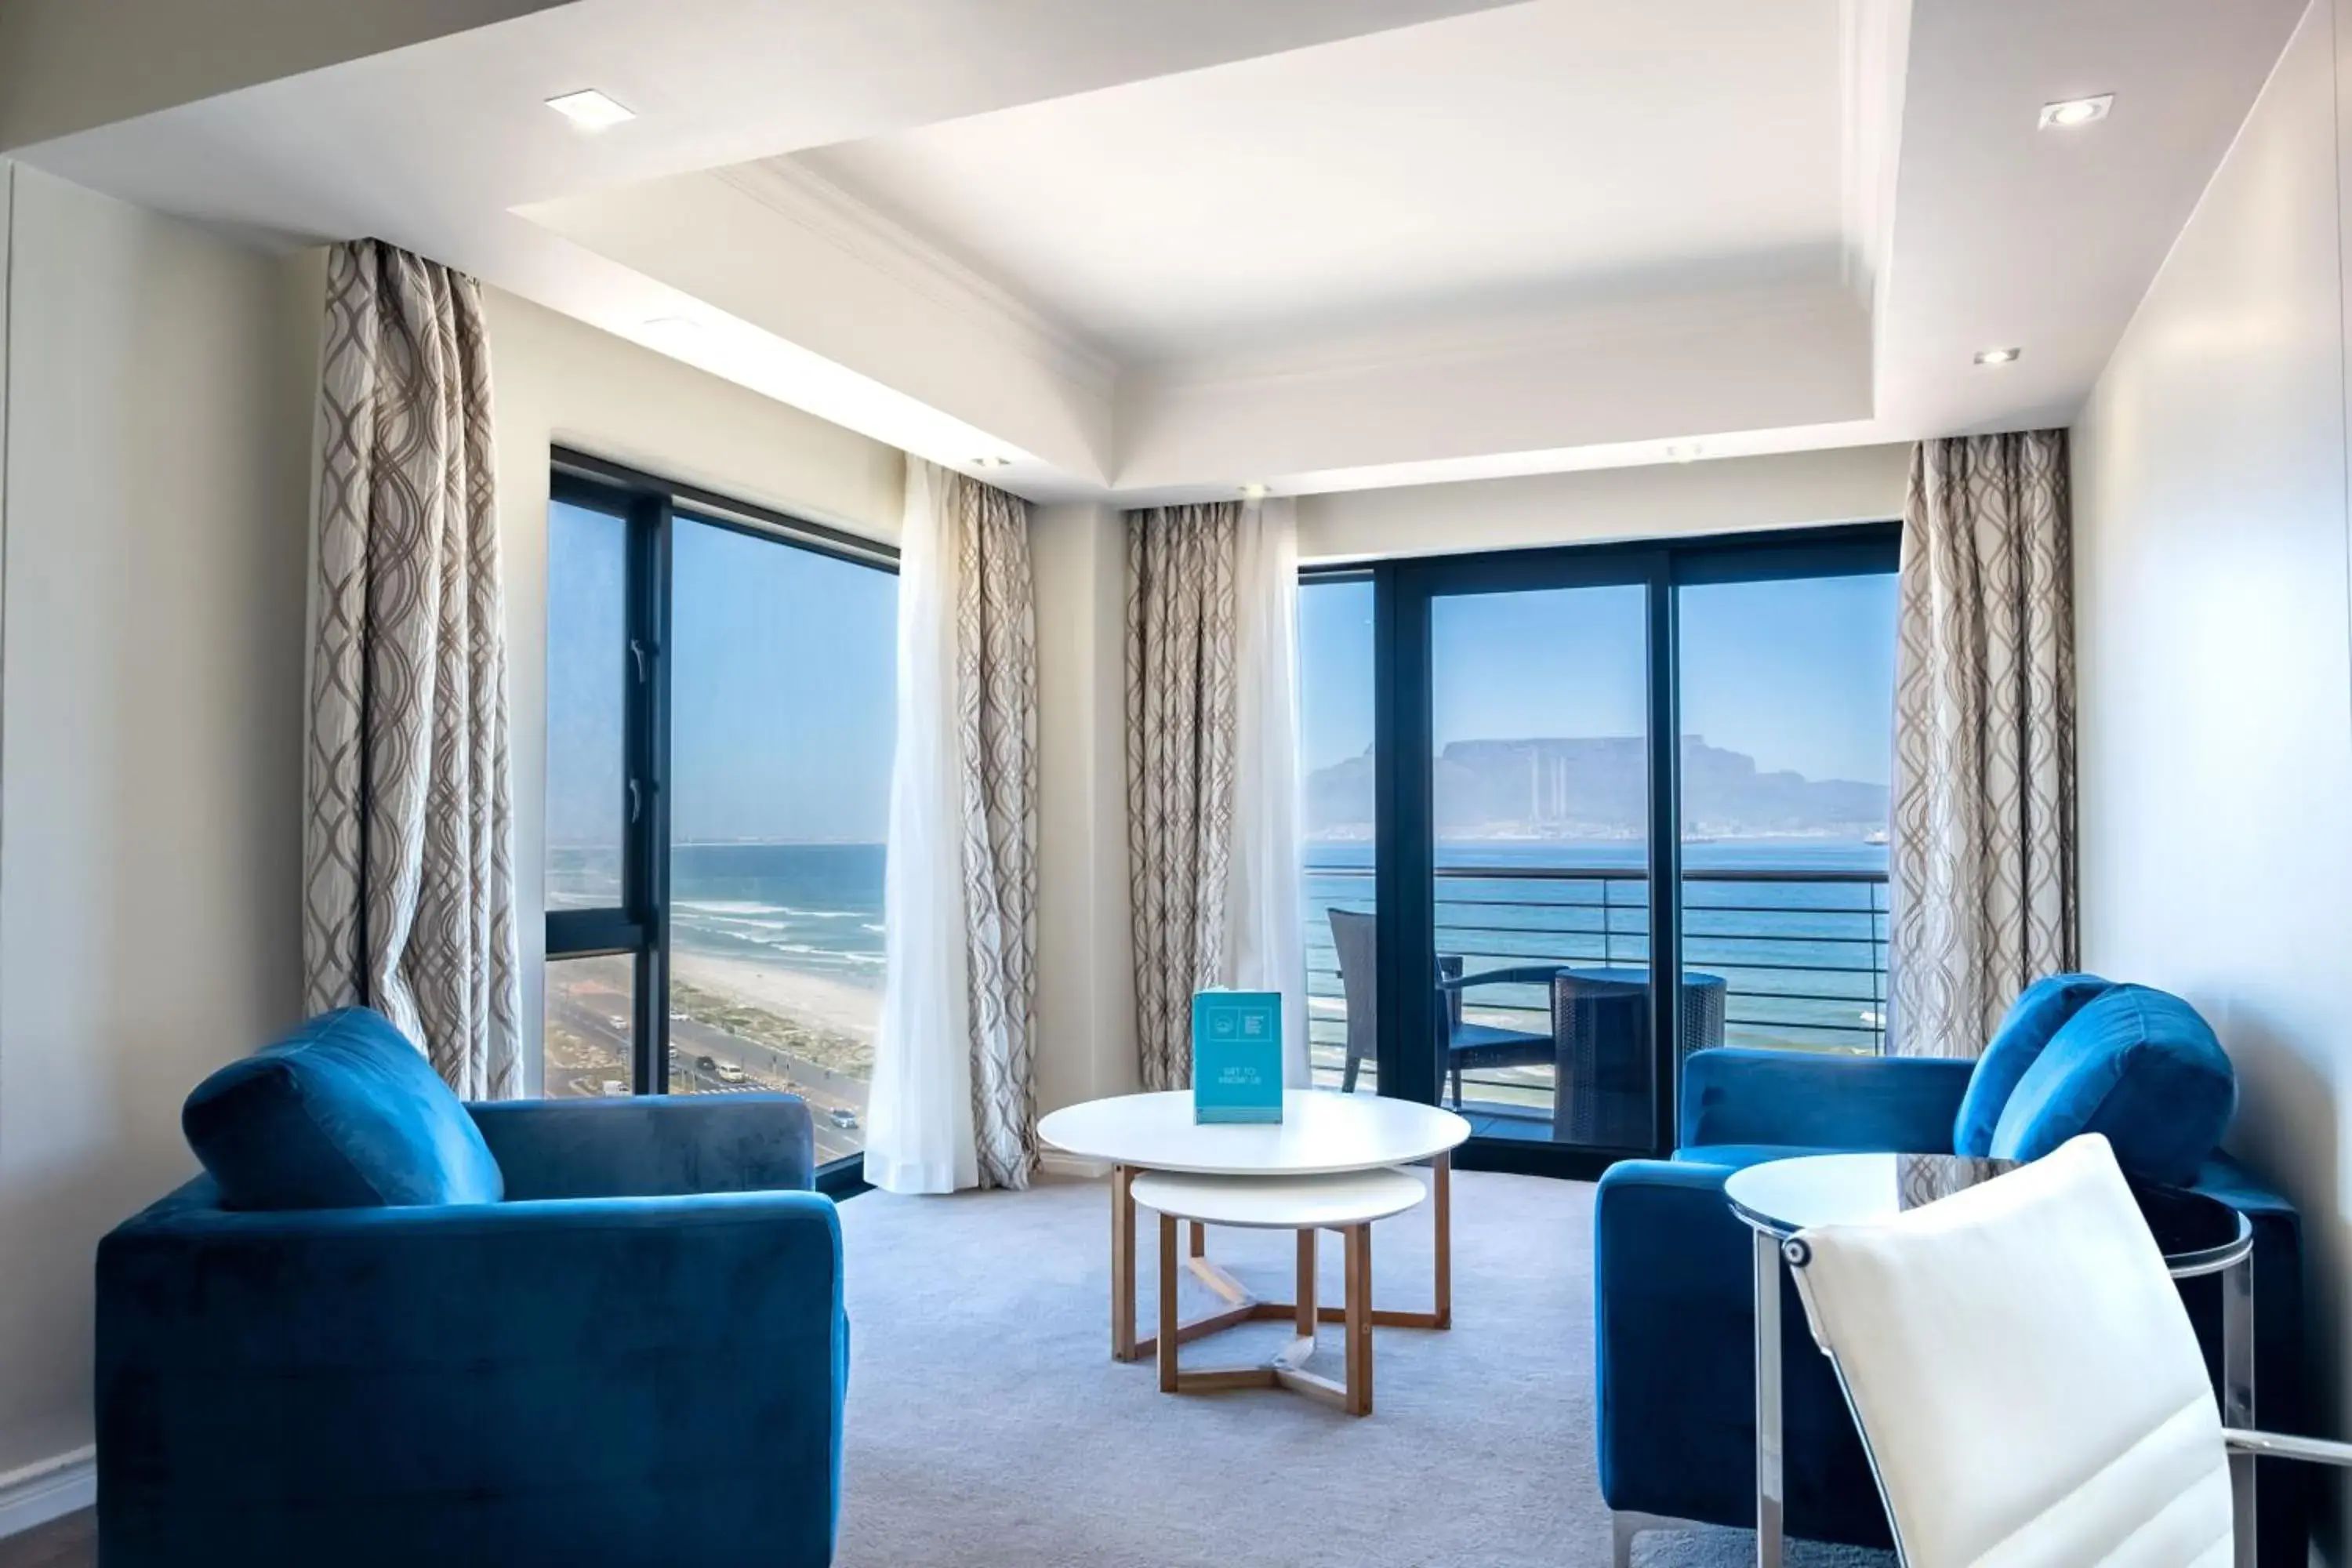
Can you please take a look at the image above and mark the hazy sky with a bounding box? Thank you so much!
[551,509,1895,849]
[1301,572,1897,785]
[546,500,898,849]
[669,516,898,843]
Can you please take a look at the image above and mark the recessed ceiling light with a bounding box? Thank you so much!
[2038,94,2112,130]
[1240,482,1271,499]
[546,89,636,130]
[1974,347,2022,365]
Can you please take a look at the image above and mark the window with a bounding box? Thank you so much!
[542,452,896,1185]
[1318,524,1898,1176]
[1299,575,1377,1093]
[1426,578,1654,1150]
[542,953,636,1098]
[545,500,630,911]
[1677,573,1897,1056]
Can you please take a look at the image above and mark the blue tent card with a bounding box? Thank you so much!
[1192,990,1283,1123]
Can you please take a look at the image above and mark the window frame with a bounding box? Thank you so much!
[543,447,896,1196]
[1309,519,1900,1182]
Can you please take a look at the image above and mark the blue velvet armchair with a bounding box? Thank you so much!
[96,1008,849,1568]
[1595,982,2307,1565]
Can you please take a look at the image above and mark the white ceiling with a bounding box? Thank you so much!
[0,0,2315,507]
[1873,0,2307,441]
[794,0,1849,368]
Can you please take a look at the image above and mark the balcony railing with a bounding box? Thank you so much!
[1303,862,1889,1107]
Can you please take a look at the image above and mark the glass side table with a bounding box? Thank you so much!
[1724,1152,2256,1568]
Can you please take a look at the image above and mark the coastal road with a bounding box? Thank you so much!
[546,983,869,1169]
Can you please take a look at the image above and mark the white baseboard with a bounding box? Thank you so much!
[1039,1149,1111,1180]
[0,1447,94,1540]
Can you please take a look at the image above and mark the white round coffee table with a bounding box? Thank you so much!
[1039,1091,1470,1367]
[1131,1168,1428,1417]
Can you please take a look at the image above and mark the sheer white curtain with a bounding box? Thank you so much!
[1225,498,1309,1087]
[867,461,978,1193]
[866,460,1040,1194]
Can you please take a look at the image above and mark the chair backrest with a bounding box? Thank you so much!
[1327,909,1377,1063]
[1788,1134,2231,1568]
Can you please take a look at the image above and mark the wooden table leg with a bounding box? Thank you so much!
[1112,1164,1138,1362]
[1158,1212,1180,1393]
[1189,1220,1207,1259]
[1296,1228,1318,1338]
[1433,1151,1453,1330]
[1345,1221,1373,1417]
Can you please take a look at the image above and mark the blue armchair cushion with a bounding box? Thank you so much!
[467,1094,816,1199]
[1953,972,2113,1155]
[181,1007,504,1210]
[1682,1047,1975,1153]
[1988,984,2237,1184]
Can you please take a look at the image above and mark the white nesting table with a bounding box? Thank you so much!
[1037,1091,1471,1367]
[1134,1169,1428,1417]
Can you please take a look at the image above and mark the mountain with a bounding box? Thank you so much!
[1305,735,1886,840]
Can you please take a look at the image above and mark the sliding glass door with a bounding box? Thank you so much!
[1675,557,1899,1064]
[1427,576,1658,1152]
[1300,575,1379,1094]
[1320,524,1896,1178]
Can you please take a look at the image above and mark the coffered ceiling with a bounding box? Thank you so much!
[793,0,1849,369]
[2,0,2309,506]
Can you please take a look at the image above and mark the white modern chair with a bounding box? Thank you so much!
[1784,1134,2349,1568]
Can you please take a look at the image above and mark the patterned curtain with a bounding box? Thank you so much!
[1125,504,1240,1090]
[1889,430,2078,1058]
[953,479,1040,1189]
[303,240,521,1098]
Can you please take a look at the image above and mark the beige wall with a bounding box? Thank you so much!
[1294,442,1911,564]
[1029,503,1138,1123]
[0,0,566,152]
[2071,1,2352,1554]
[0,165,318,1481]
[483,288,904,1088]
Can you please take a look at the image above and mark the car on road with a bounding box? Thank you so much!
[670,1010,690,1022]
[695,1054,717,1073]
[829,1108,858,1131]
[713,1063,748,1085]
[608,1014,627,1031]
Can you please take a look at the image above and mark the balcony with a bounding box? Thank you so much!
[1304,862,1889,1140]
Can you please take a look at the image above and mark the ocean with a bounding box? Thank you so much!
[553,837,1887,1054]
[671,843,888,985]
[550,842,889,988]
[1303,837,1892,1059]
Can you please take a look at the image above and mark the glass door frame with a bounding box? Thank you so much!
[1353,521,1899,1181]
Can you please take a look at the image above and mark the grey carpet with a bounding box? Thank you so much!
[834,1170,1892,1568]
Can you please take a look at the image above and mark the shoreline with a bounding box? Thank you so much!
[670,945,880,1046]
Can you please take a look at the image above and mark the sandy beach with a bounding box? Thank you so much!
[670,946,880,1078]
[672,947,879,1039]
